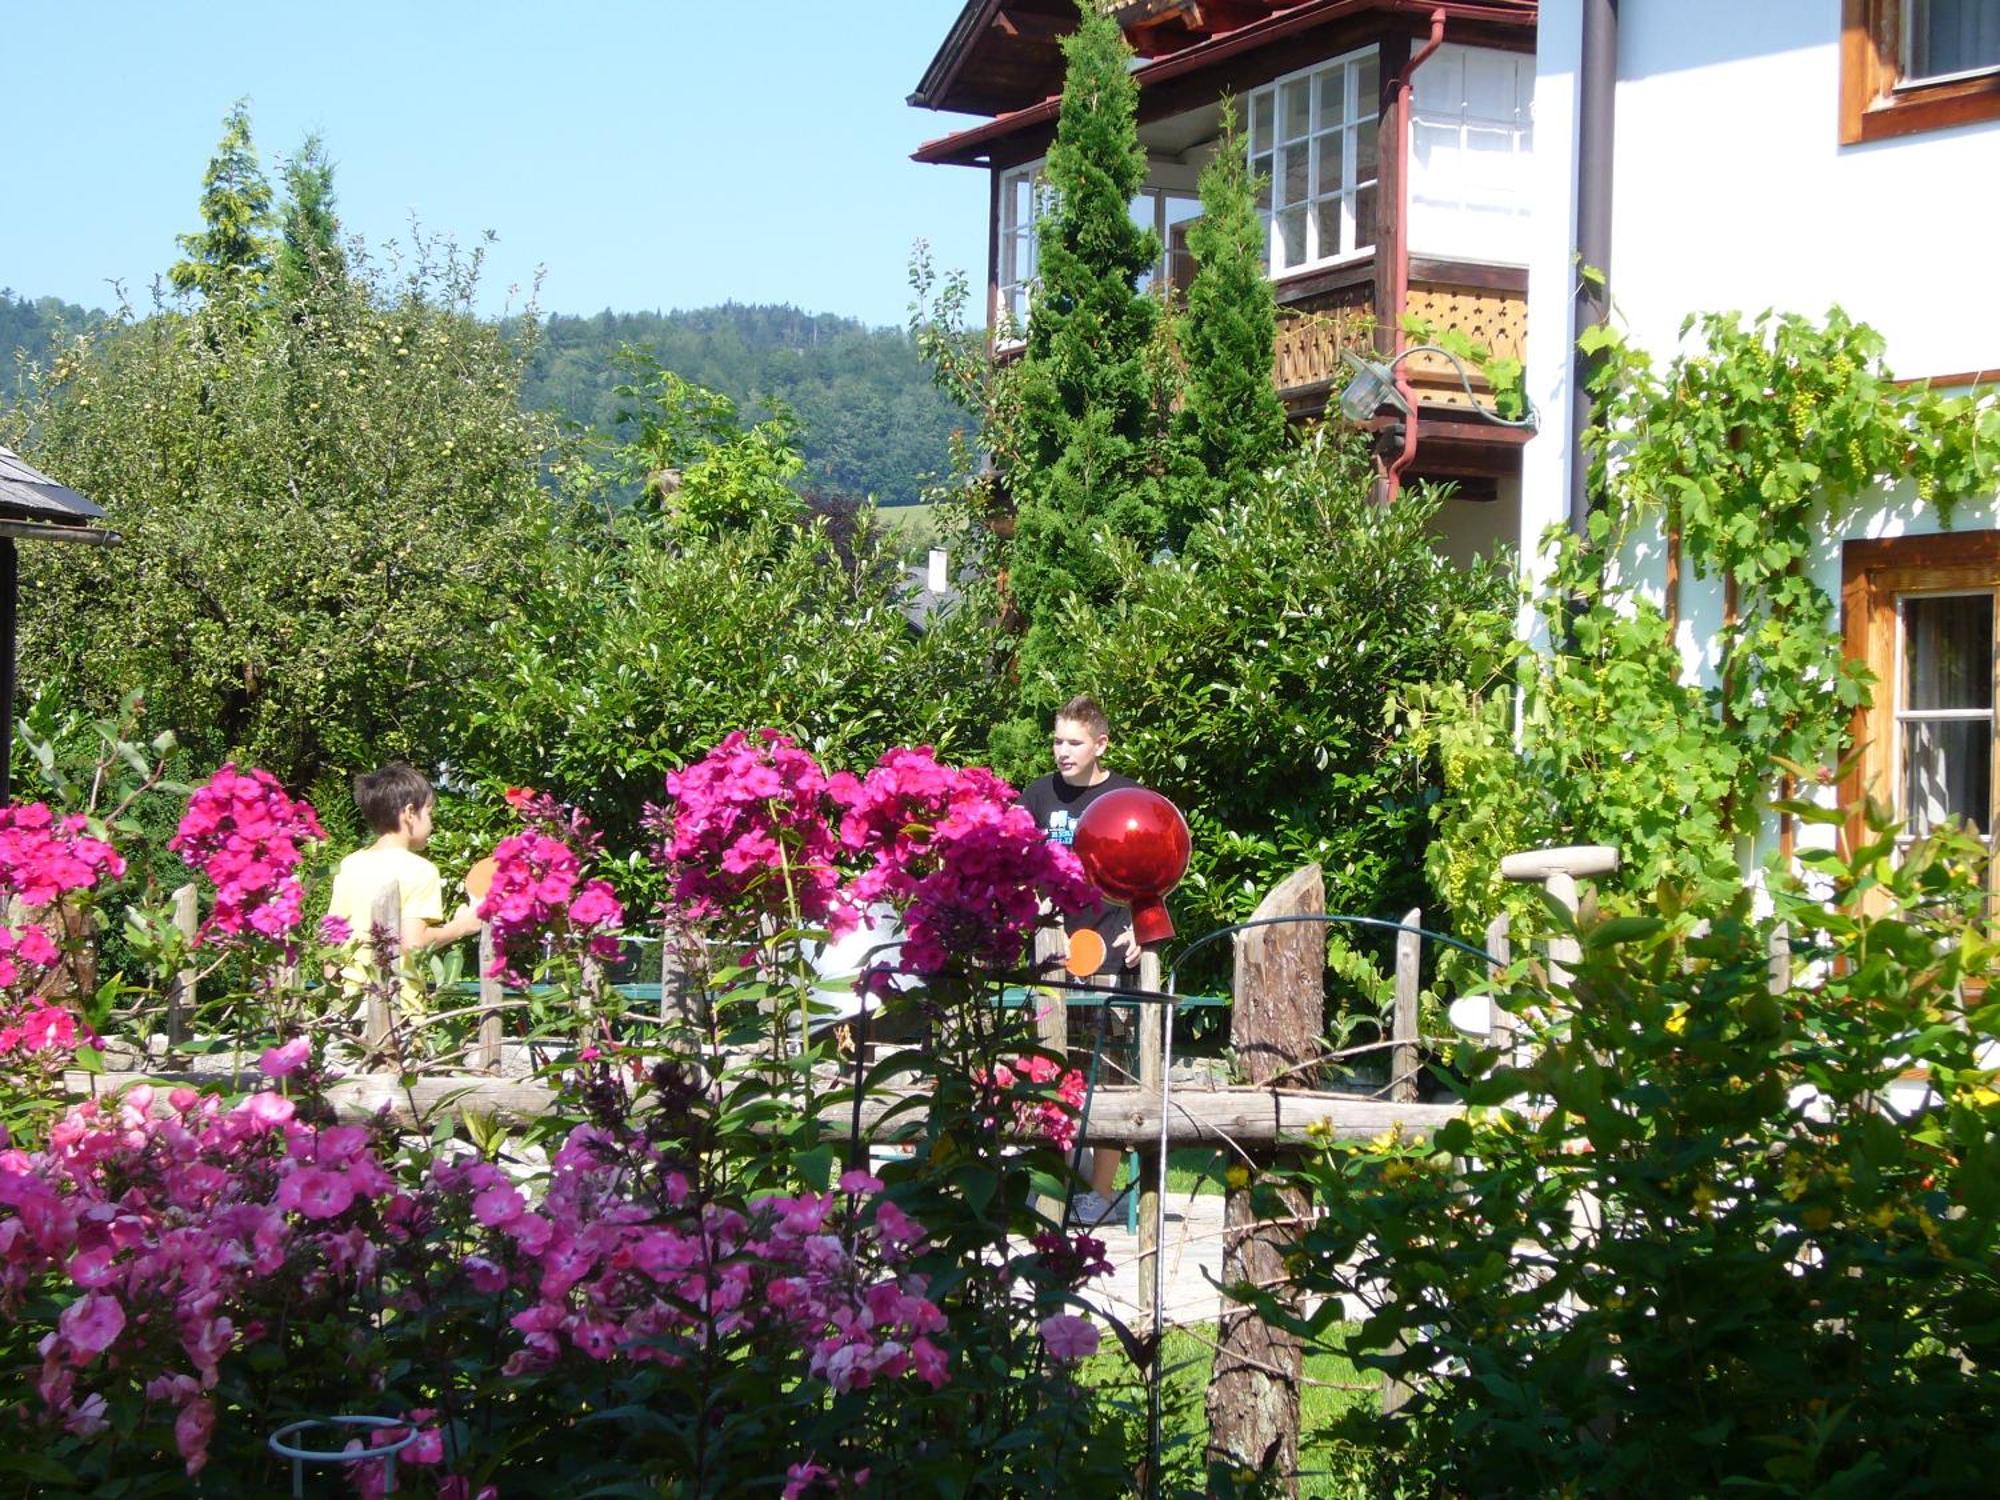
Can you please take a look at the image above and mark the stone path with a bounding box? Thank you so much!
[1075,1189,1231,1330]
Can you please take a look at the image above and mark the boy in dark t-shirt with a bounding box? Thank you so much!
[1022,695,1143,1226]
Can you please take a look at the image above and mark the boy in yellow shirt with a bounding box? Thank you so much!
[326,763,481,998]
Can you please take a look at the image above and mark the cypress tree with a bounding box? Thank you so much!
[170,100,275,302]
[275,133,344,305]
[1001,4,1164,756]
[1167,96,1286,546]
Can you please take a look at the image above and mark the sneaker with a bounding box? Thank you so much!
[1068,1189,1128,1229]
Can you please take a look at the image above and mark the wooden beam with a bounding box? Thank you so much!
[61,1072,1466,1146]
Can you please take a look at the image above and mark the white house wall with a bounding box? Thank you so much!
[1526,0,2000,865]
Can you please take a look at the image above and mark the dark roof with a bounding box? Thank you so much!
[913,0,1538,161]
[0,447,108,527]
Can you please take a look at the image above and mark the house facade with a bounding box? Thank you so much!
[1522,0,2000,861]
[910,0,1543,566]
[910,0,2000,856]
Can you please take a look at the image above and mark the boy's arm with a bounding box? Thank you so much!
[404,905,483,952]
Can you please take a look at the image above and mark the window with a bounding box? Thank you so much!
[1247,46,1380,277]
[997,162,1046,337]
[1408,44,1535,266]
[1842,0,2000,144]
[1842,533,2000,850]
[994,164,1201,338]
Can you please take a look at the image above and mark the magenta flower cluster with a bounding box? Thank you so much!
[168,765,325,943]
[650,730,853,928]
[0,802,125,908]
[445,1136,949,1396]
[974,1054,1089,1154]
[653,737,1095,976]
[0,1085,395,1475]
[476,829,625,984]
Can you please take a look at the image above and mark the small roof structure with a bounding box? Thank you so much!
[0,446,115,542]
[0,447,118,801]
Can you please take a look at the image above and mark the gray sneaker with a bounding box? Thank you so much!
[1069,1189,1127,1229]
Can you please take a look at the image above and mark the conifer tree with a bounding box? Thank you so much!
[1001,4,1164,755]
[1167,96,1286,546]
[170,100,275,302]
[275,133,344,304]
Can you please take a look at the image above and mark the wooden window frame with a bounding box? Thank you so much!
[1841,531,2000,856]
[1842,0,2000,145]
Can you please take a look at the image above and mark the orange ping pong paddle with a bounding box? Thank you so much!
[1065,929,1106,978]
[464,856,498,904]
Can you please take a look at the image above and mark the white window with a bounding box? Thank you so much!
[995,163,1201,336]
[997,162,1047,337]
[1408,44,1534,266]
[1897,591,1997,836]
[1904,0,2000,87]
[1247,46,1380,277]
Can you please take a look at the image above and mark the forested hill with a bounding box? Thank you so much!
[0,292,108,405]
[3,293,962,509]
[521,303,965,508]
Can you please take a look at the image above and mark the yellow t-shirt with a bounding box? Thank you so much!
[327,844,446,996]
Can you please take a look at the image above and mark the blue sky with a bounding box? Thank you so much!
[2,2,993,329]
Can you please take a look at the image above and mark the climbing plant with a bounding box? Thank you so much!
[1408,308,2000,929]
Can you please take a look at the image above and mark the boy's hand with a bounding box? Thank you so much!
[1112,928,1141,968]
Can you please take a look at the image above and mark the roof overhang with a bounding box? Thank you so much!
[912,0,1537,166]
[0,446,117,546]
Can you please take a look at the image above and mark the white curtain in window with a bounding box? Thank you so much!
[1408,44,1534,266]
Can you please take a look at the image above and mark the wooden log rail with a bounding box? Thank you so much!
[58,1071,1463,1146]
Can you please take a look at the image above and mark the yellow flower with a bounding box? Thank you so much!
[1664,1007,1689,1036]
[1970,1086,2000,1108]
[1226,1164,1252,1191]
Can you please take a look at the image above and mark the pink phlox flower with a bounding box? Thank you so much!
[170,766,322,944]
[0,803,125,906]
[259,1036,310,1079]
[317,914,352,945]
[56,1291,124,1360]
[277,1166,355,1220]
[1040,1313,1101,1363]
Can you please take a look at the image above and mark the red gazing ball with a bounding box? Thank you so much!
[1072,787,1191,947]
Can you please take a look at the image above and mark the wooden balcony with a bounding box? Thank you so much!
[1270,257,1528,425]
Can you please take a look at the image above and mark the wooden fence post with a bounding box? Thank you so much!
[167,883,198,1052]
[474,924,503,1073]
[1205,864,1324,1496]
[1135,944,1165,1311]
[363,883,400,1054]
[1391,907,1422,1104]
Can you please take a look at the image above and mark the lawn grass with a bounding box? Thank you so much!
[1080,1322,1386,1497]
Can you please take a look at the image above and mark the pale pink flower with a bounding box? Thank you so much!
[57,1292,125,1359]
[259,1036,310,1078]
[1039,1313,1100,1363]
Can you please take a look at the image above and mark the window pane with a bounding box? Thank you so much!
[1314,197,1344,261]
[1904,594,1994,710]
[1355,54,1380,121]
[1318,69,1344,127]
[1277,205,1307,268]
[1354,183,1379,248]
[1904,718,1993,834]
[1909,0,2000,82]
[1009,175,1032,231]
[1282,141,1310,204]
[1282,78,1312,141]
[1250,152,1274,208]
[1315,131,1346,195]
[1356,122,1379,179]
[1252,91,1275,153]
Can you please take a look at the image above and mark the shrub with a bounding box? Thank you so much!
[1270,799,2000,1497]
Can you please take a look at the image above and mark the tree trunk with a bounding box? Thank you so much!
[1205,864,1324,1496]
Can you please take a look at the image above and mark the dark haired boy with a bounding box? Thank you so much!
[1022,695,1142,1227]
[327,763,481,997]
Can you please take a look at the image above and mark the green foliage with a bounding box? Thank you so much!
[1411,309,2000,930]
[273,132,344,303]
[169,99,275,302]
[1168,96,1287,549]
[1003,4,1169,751]
[448,394,1006,864]
[1274,809,2000,1496]
[521,302,965,509]
[612,356,805,535]
[2,234,555,795]
[1045,429,1512,948]
[0,290,106,406]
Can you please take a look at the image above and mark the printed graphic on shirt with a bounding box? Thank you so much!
[1047,810,1078,846]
